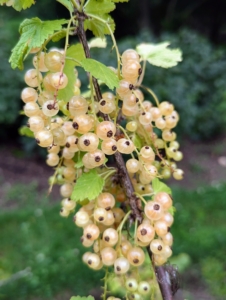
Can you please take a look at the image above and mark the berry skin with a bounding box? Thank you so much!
[114,257,130,274]
[144,201,164,221]
[100,247,117,266]
[127,246,145,266]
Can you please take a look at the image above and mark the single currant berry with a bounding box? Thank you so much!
[93,207,107,223]
[44,50,64,72]
[83,224,100,241]
[144,201,164,221]
[137,281,151,295]
[97,192,115,210]
[102,228,118,246]
[150,239,165,255]
[127,246,145,266]
[21,87,38,103]
[100,247,117,266]
[117,138,135,154]
[154,192,173,210]
[74,211,90,227]
[136,223,155,243]
[114,257,130,274]
[125,278,138,292]
[62,198,76,211]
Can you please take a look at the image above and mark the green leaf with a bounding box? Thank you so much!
[0,0,35,11]
[9,18,67,69]
[84,0,115,15]
[168,206,176,216]
[111,0,129,2]
[152,177,172,195]
[51,30,67,42]
[58,44,85,102]
[70,296,94,300]
[72,152,86,168]
[84,14,115,38]
[56,0,73,14]
[88,37,107,48]
[80,58,119,90]
[71,169,105,202]
[19,126,34,138]
[136,42,182,68]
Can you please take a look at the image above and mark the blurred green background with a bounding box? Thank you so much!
[0,1,226,299]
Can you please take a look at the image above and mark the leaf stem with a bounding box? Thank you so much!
[140,85,160,107]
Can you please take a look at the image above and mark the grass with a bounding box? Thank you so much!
[0,181,226,299]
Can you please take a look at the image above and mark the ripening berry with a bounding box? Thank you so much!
[33,52,48,72]
[161,232,173,246]
[137,223,155,243]
[65,135,79,153]
[60,207,70,217]
[50,72,68,89]
[117,138,135,154]
[138,281,151,295]
[159,101,174,116]
[42,100,59,117]
[154,220,169,237]
[112,207,125,223]
[73,114,93,134]
[52,127,66,146]
[140,146,155,160]
[159,212,174,227]
[35,129,53,147]
[98,98,116,114]
[81,235,94,247]
[122,103,139,117]
[24,102,40,117]
[96,121,116,140]
[62,198,76,210]
[114,257,130,274]
[120,240,132,257]
[162,245,172,258]
[162,129,176,142]
[83,224,100,241]
[144,201,164,220]
[139,111,152,125]
[150,107,161,120]
[116,80,133,99]
[46,153,60,166]
[173,150,183,161]
[154,192,172,210]
[82,251,92,264]
[100,247,117,266]
[126,121,138,132]
[68,95,88,116]
[74,211,90,227]
[153,254,167,266]
[126,159,140,173]
[127,246,145,266]
[103,210,115,226]
[86,253,101,269]
[78,133,99,152]
[62,148,74,159]
[21,87,38,103]
[125,278,138,292]
[62,121,76,136]
[103,228,118,246]
[83,149,106,169]
[173,168,184,180]
[24,69,43,87]
[122,60,141,83]
[150,239,165,255]
[43,73,56,92]
[62,167,76,181]
[101,138,117,155]
[123,94,138,107]
[97,192,115,210]
[155,117,166,130]
[28,116,44,132]
[44,50,64,72]
[60,183,73,198]
[121,49,140,64]
[94,207,107,223]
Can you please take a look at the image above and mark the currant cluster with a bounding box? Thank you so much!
[20,46,183,299]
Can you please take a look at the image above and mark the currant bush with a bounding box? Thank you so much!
[4,0,184,299]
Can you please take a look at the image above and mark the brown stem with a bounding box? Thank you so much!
[76,11,173,300]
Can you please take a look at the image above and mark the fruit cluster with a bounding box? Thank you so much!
[20,47,183,299]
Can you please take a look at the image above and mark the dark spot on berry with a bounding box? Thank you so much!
[73,216,76,222]
[136,98,139,103]
[142,112,146,115]
[72,122,79,129]
[88,106,91,111]
[66,142,70,148]
[168,227,171,232]
[154,204,160,210]
[60,208,63,212]
[112,145,117,151]
[36,138,40,144]
[84,139,90,146]
[144,287,148,291]
[27,122,30,128]
[142,186,145,191]
[129,84,134,90]
[125,141,130,146]
[105,206,111,211]
[158,245,163,251]
[80,237,84,242]
[88,259,92,265]
[66,102,69,110]
[107,130,113,137]
[95,156,101,162]
[133,258,139,264]
[47,104,53,110]
[86,233,92,239]
[138,68,142,75]
[145,146,149,149]
[141,228,147,236]
[104,236,110,242]
[100,100,106,106]
[75,138,78,144]
[129,283,132,287]
[116,266,121,271]
[98,217,104,221]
